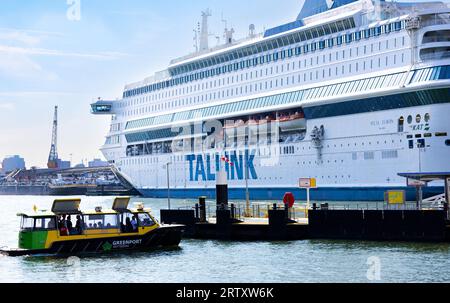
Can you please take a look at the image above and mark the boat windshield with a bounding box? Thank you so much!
[20,217,56,231]
[137,213,155,227]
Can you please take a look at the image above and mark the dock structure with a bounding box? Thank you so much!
[161,201,309,241]
[160,172,450,242]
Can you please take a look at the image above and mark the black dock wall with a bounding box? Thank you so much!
[309,210,448,242]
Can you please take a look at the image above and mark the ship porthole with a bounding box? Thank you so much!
[425,113,431,122]
[446,140,450,146]
[407,115,413,124]
[416,114,421,123]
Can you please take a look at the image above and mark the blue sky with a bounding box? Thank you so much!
[0,0,444,168]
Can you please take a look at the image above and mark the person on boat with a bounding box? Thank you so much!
[47,219,56,229]
[74,215,83,235]
[131,216,138,232]
[66,215,73,231]
[58,215,69,236]
[125,217,133,233]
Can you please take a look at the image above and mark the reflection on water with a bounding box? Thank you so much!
[0,196,449,283]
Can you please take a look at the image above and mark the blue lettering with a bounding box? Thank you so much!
[215,154,221,172]
[246,150,258,180]
[206,155,215,181]
[187,150,258,182]
[195,155,206,181]
[230,151,244,180]
[186,155,195,181]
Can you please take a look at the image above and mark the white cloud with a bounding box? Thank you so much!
[0,103,14,111]
[0,28,126,80]
[0,31,41,45]
[0,27,63,45]
[0,52,46,78]
[0,91,74,98]
[0,45,126,60]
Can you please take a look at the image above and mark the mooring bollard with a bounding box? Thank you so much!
[195,203,200,221]
[231,204,236,219]
[199,196,207,223]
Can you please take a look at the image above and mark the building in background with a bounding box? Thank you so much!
[88,158,109,168]
[2,155,26,173]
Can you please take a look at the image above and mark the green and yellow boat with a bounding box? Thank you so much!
[0,197,184,257]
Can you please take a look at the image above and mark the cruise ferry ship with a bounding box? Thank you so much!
[92,0,450,201]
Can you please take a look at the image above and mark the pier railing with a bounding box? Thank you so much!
[174,200,446,224]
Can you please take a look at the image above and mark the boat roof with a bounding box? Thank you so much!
[18,208,152,218]
[51,199,81,215]
[112,197,130,211]
[398,172,450,182]
[17,197,151,218]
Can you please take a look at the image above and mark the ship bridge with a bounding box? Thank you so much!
[91,99,115,115]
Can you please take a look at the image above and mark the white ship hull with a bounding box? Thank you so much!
[120,102,450,201]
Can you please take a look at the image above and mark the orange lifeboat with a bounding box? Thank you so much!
[279,111,306,132]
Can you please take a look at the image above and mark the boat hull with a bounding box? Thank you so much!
[0,225,183,257]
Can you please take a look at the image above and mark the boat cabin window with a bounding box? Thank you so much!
[83,214,119,230]
[137,213,155,227]
[120,213,139,233]
[20,217,35,231]
[35,217,57,230]
[20,217,56,231]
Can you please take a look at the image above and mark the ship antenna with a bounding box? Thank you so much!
[221,12,228,32]
[199,9,212,52]
[193,28,199,52]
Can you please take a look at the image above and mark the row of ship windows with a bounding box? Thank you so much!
[121,37,407,111]
[122,53,408,117]
[119,127,450,163]
[123,21,406,98]
[122,66,449,131]
[119,148,400,168]
[172,17,356,76]
[120,136,404,165]
[124,67,412,131]
[126,60,414,129]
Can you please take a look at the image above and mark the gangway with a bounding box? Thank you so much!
[423,194,446,209]
[398,172,450,218]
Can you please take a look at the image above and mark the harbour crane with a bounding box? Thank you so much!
[47,106,59,169]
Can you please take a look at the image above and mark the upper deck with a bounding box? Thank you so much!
[119,0,450,101]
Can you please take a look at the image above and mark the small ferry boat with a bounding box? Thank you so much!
[0,197,183,257]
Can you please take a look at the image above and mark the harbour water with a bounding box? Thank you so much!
[0,196,449,283]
